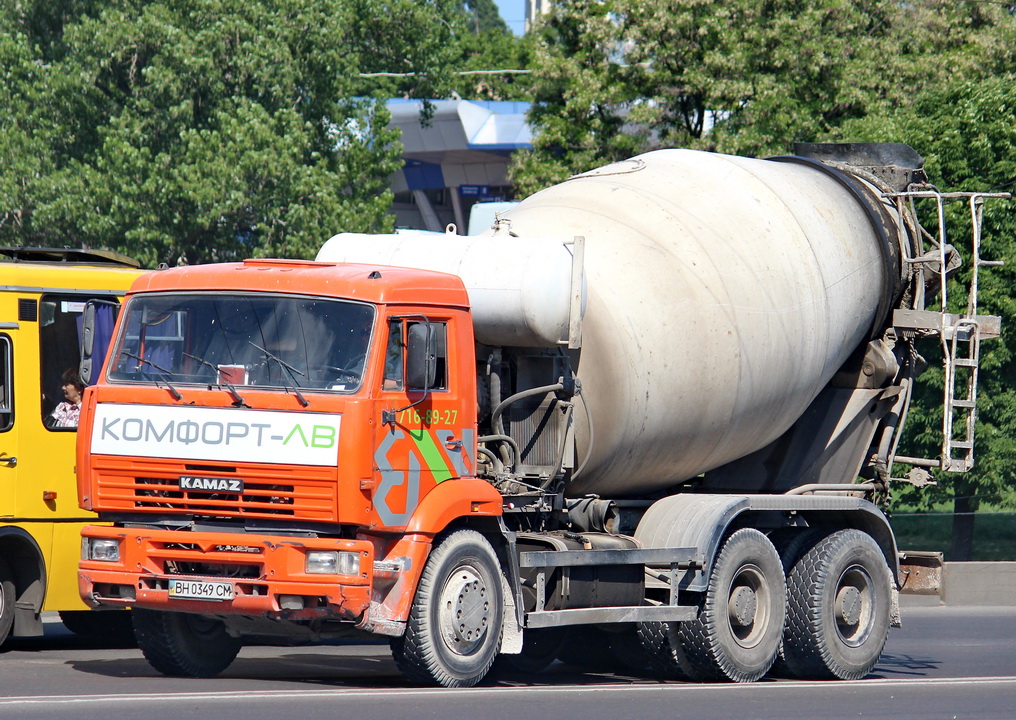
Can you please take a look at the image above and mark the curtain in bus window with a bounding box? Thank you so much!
[75,304,118,385]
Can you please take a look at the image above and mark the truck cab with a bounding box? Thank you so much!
[78,259,503,651]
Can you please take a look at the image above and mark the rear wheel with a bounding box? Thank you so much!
[133,609,241,677]
[0,557,14,646]
[669,529,786,682]
[637,621,688,679]
[782,529,892,680]
[769,528,825,676]
[390,530,504,687]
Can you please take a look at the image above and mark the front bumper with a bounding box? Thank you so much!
[79,525,373,621]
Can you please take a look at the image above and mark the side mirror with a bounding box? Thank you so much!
[79,300,120,385]
[406,323,437,390]
[79,303,97,384]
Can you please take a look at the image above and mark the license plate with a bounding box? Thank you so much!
[168,578,234,601]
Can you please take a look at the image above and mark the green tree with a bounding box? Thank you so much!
[0,29,52,239]
[510,0,1016,558]
[448,3,534,102]
[511,0,1016,192]
[508,0,645,196]
[461,0,509,34]
[836,77,1016,560]
[0,0,480,266]
[621,0,898,156]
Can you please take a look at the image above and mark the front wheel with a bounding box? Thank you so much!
[133,609,241,677]
[782,529,892,680]
[390,529,504,687]
[669,528,786,682]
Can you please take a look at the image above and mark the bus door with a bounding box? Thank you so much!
[0,331,14,512]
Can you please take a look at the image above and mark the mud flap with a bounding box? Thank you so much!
[500,574,523,654]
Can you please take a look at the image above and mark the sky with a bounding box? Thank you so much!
[493,0,525,35]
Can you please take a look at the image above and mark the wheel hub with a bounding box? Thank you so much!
[836,586,862,627]
[835,565,876,647]
[726,562,770,649]
[439,567,490,656]
[729,585,758,628]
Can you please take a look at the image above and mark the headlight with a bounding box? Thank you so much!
[84,538,121,562]
[306,550,359,576]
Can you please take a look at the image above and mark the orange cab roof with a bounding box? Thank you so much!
[126,259,471,308]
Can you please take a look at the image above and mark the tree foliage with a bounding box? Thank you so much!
[511,0,1016,192]
[448,4,534,102]
[508,0,645,195]
[0,0,493,266]
[836,78,1016,556]
[462,0,509,34]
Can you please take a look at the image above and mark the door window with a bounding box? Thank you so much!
[383,318,447,391]
[0,335,11,432]
[40,295,118,430]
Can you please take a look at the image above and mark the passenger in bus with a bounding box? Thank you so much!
[49,368,85,428]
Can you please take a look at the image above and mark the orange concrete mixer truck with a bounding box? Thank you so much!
[75,144,1004,686]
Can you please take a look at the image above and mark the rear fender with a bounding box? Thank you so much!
[635,494,900,592]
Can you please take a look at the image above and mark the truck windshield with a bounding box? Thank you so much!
[108,293,375,393]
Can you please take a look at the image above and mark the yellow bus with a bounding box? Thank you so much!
[0,247,143,644]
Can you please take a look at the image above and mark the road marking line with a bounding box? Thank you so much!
[2,676,1016,705]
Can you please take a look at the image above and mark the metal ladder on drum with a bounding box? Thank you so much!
[890,190,1006,476]
[942,317,981,472]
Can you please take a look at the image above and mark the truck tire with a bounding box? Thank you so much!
[132,609,241,677]
[390,530,504,687]
[769,528,826,677]
[0,557,14,646]
[782,529,892,680]
[668,528,785,682]
[637,621,688,679]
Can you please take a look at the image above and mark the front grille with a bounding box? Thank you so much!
[135,477,295,515]
[95,469,335,521]
[165,561,261,578]
[146,540,265,578]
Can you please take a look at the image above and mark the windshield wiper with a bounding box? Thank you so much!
[182,352,247,407]
[123,352,183,401]
[248,341,309,408]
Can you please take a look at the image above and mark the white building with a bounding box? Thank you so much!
[387,99,532,233]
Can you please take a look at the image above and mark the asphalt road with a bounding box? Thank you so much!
[1,604,1015,720]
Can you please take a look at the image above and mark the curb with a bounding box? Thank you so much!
[901,561,1016,607]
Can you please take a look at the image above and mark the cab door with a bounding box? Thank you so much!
[372,315,474,529]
